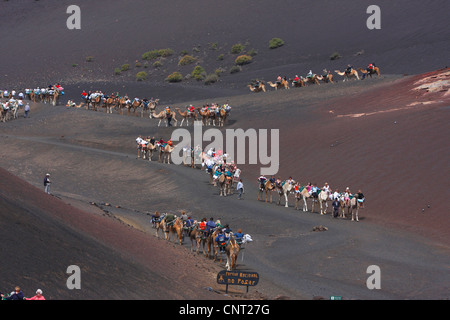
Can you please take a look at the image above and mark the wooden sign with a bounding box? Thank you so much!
[217,270,259,293]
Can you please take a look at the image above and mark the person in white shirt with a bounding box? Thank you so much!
[236,179,244,200]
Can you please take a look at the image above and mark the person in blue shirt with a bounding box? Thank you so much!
[1,287,25,300]
[215,231,229,252]
[206,217,216,235]
[234,229,244,245]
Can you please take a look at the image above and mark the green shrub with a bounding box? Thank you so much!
[86,56,94,62]
[153,60,162,68]
[166,72,183,82]
[142,50,159,60]
[235,55,252,65]
[192,65,206,81]
[135,62,142,68]
[230,65,242,74]
[179,50,189,56]
[121,64,130,71]
[209,42,218,50]
[204,73,219,85]
[269,38,284,49]
[329,52,342,60]
[178,55,197,66]
[158,48,174,57]
[217,54,225,61]
[114,68,121,75]
[231,43,245,54]
[136,71,148,81]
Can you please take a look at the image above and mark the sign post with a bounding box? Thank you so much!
[217,270,259,294]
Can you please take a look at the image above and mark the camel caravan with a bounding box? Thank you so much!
[257,176,365,222]
[135,136,243,198]
[68,90,232,127]
[70,90,160,117]
[153,211,252,271]
[0,90,30,123]
[249,63,380,92]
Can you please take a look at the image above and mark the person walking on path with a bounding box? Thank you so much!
[44,173,51,194]
[24,103,30,118]
[236,179,244,200]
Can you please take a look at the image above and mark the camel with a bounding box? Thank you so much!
[154,212,165,237]
[294,188,312,212]
[335,69,360,81]
[176,107,198,126]
[317,190,330,215]
[38,90,47,103]
[28,91,36,103]
[267,79,290,90]
[159,216,184,245]
[258,180,276,203]
[151,110,178,127]
[217,173,229,197]
[317,72,334,84]
[289,78,306,88]
[248,83,266,93]
[190,145,202,169]
[158,143,176,164]
[218,108,228,127]
[87,95,102,111]
[358,67,381,79]
[348,195,363,221]
[339,198,352,218]
[140,141,157,161]
[276,180,295,208]
[1,103,10,122]
[105,97,117,114]
[50,90,60,106]
[304,75,321,85]
[129,99,142,116]
[196,107,211,126]
[66,100,84,108]
[117,97,131,115]
[187,223,205,254]
[147,99,160,118]
[8,100,19,120]
[224,236,241,271]
[205,228,221,260]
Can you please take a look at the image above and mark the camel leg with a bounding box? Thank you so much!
[284,193,288,208]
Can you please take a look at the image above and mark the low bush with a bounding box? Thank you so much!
[230,65,242,74]
[235,55,252,65]
[158,48,174,57]
[136,71,148,81]
[231,43,245,54]
[269,38,284,49]
[192,65,206,81]
[121,64,130,71]
[178,55,197,66]
[204,74,218,85]
[166,72,183,82]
